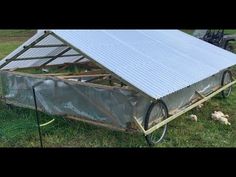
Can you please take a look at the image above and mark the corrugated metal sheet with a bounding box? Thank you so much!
[1,30,236,99]
[36,34,64,45]
[51,30,236,99]
[48,56,83,65]
[2,59,49,69]
[0,31,85,69]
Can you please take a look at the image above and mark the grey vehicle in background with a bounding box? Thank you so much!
[193,29,236,52]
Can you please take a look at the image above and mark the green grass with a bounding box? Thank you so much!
[0,103,147,147]
[182,29,236,35]
[0,30,35,37]
[0,30,36,59]
[0,30,236,147]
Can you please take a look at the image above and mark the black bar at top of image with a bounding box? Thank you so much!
[0,2,236,29]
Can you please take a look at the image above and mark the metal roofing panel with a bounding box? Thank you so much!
[1,59,49,70]
[51,30,236,99]
[2,30,236,99]
[36,34,64,45]
[48,56,83,65]
[0,32,83,69]
[18,47,65,58]
[62,49,80,55]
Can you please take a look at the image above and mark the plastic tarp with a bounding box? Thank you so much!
[0,69,225,130]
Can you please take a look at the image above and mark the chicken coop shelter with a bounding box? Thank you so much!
[0,30,236,145]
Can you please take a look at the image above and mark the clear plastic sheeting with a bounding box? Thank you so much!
[0,71,151,130]
[0,70,226,131]
[162,71,224,114]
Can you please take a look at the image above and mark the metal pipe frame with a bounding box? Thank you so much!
[5,54,82,62]
[133,79,236,136]
[31,79,57,147]
[32,86,43,148]
[27,44,68,48]
[40,47,72,67]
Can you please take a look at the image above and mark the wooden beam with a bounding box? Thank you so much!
[1,70,133,91]
[76,69,106,75]
[195,91,205,99]
[143,80,236,136]
[57,74,110,79]
[66,115,126,132]
[84,76,106,83]
[1,99,126,132]
[35,73,71,76]
[56,63,70,72]
[133,116,146,133]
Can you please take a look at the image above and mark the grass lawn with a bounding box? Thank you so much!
[0,30,236,147]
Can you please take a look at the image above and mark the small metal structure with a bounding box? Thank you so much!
[0,30,236,146]
[193,29,236,52]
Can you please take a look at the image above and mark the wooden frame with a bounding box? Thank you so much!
[133,79,236,136]
[57,74,111,79]
[5,70,132,90]
[1,70,235,135]
[3,74,234,136]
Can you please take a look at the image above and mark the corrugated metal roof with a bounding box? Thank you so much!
[51,30,236,99]
[1,30,236,99]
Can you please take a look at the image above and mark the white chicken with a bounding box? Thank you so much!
[211,111,231,125]
[189,114,198,122]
